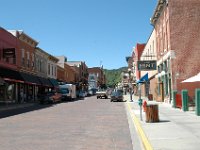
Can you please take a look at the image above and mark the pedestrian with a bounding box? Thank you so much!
[20,88,24,103]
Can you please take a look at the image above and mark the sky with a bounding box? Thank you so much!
[0,0,157,69]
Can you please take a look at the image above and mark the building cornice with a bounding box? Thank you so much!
[150,0,167,26]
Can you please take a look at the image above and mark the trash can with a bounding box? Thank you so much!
[145,104,159,123]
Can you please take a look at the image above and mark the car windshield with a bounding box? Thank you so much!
[60,88,69,94]
[111,91,123,96]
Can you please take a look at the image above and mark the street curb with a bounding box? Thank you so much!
[126,102,153,150]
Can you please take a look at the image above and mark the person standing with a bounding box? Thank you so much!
[20,88,24,103]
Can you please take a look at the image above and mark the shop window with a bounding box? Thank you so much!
[0,86,5,101]
[158,77,161,95]
[165,74,168,95]
[6,84,15,102]
[48,63,50,75]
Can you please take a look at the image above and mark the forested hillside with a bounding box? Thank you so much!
[104,67,127,87]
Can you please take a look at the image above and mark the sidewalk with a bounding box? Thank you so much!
[124,94,200,150]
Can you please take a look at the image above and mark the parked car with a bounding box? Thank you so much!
[110,90,123,102]
[78,90,85,98]
[38,91,62,104]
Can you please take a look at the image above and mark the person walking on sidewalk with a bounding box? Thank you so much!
[20,88,24,103]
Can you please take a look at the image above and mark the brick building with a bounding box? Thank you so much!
[150,0,200,102]
[139,30,157,100]
[56,56,78,84]
[88,67,105,89]
[133,43,146,81]
[0,28,24,103]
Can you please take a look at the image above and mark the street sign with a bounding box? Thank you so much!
[137,60,157,71]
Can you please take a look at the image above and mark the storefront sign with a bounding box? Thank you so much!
[137,60,157,71]
[3,48,16,58]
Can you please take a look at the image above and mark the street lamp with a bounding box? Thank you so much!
[128,68,133,102]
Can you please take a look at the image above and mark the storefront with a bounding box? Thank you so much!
[0,77,6,102]
[37,77,53,97]
[0,67,24,103]
[19,72,42,102]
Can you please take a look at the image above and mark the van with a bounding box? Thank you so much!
[59,84,76,100]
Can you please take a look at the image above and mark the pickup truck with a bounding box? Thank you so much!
[96,90,108,99]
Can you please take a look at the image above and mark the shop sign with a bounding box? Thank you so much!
[3,48,16,58]
[137,60,157,71]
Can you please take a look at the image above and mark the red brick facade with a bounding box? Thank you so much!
[133,43,145,80]
[64,63,77,83]
[151,0,200,101]
[88,67,105,87]
[57,65,65,82]
[0,28,19,70]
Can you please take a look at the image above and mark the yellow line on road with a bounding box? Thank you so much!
[127,102,153,150]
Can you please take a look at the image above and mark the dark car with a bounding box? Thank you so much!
[110,90,123,102]
[38,91,62,104]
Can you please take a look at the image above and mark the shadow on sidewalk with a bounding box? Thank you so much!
[158,120,171,123]
[0,103,53,119]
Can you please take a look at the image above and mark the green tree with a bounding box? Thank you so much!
[104,67,127,88]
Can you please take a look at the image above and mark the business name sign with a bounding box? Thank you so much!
[137,60,157,71]
[3,48,16,58]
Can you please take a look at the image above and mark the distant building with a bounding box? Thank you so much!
[88,73,98,90]
[88,67,106,89]
[56,56,77,84]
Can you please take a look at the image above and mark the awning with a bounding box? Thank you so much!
[38,77,53,87]
[20,72,41,85]
[137,73,148,84]
[49,78,59,87]
[181,72,200,83]
[0,67,24,83]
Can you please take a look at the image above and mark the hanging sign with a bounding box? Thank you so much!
[3,48,16,58]
[137,60,157,71]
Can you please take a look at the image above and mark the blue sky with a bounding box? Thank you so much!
[1,0,157,69]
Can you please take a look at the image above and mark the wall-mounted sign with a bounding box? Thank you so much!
[137,60,157,71]
[3,48,16,58]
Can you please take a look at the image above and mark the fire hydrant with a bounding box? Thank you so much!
[143,100,147,112]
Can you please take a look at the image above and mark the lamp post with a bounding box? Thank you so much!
[128,68,133,102]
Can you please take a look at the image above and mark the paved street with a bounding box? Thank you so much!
[0,96,142,150]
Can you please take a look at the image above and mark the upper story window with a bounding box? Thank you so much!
[54,66,57,77]
[27,51,30,68]
[48,63,50,75]
[51,64,54,76]
[39,60,42,72]
[32,54,35,69]
[21,49,25,66]
[152,41,154,53]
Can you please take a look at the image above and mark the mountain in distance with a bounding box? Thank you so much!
[104,67,128,88]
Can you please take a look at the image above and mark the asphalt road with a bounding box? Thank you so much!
[0,96,142,150]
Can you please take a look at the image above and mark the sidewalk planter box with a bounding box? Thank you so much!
[176,94,182,109]
[145,104,159,123]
